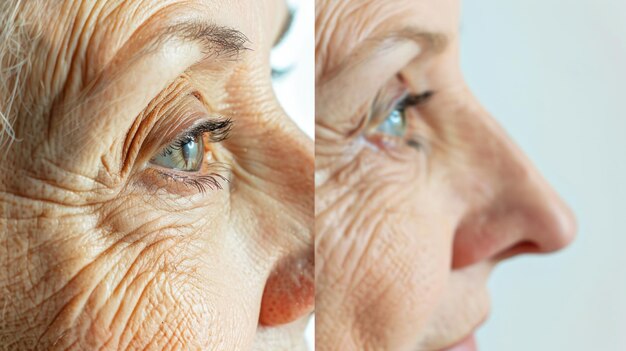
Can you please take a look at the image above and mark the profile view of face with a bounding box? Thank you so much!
[315,0,576,350]
[0,0,313,350]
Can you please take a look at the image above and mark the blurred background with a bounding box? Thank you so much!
[461,0,626,350]
[269,0,315,348]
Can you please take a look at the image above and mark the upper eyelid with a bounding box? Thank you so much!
[122,87,211,173]
[368,81,409,125]
[399,91,435,109]
[152,90,228,147]
[157,117,234,157]
[184,92,233,143]
[180,118,233,144]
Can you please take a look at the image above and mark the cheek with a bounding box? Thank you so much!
[33,193,265,350]
[317,155,454,349]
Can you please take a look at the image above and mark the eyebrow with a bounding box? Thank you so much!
[144,21,251,61]
[59,21,251,112]
[56,21,250,110]
[373,27,448,54]
[321,27,448,81]
[49,20,252,152]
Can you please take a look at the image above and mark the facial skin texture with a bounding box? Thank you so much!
[0,0,313,350]
[315,1,576,350]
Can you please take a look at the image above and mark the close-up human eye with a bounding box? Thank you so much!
[365,75,434,151]
[146,116,233,194]
[132,86,235,195]
[151,129,205,171]
[149,118,232,173]
[375,90,434,139]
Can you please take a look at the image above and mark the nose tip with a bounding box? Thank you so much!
[536,191,577,253]
[259,253,314,326]
[452,150,578,268]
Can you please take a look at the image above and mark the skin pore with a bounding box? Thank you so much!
[315,0,576,350]
[0,0,313,350]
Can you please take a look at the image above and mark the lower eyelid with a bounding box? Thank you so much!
[141,138,231,196]
[156,170,230,194]
[136,165,231,197]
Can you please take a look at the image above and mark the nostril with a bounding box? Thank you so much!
[493,240,541,262]
[259,254,314,326]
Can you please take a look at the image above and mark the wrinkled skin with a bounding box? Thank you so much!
[0,0,313,350]
[315,0,576,350]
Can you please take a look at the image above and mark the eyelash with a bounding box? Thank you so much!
[367,89,434,151]
[156,169,230,194]
[156,118,233,193]
[401,91,433,149]
[159,118,232,157]
[396,91,434,111]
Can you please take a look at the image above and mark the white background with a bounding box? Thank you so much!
[460,1,626,350]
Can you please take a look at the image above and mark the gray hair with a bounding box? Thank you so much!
[0,0,43,151]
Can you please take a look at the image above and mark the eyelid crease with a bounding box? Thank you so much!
[119,79,192,175]
[367,78,409,129]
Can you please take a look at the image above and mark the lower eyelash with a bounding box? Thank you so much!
[155,164,230,194]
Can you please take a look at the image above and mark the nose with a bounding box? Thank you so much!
[451,109,577,269]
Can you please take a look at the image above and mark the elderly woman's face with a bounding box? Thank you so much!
[1,0,313,350]
[315,0,576,350]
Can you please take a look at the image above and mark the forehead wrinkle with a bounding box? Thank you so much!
[42,0,241,108]
[316,0,448,80]
[54,0,190,97]
[45,0,249,127]
[85,0,178,73]
[316,0,409,76]
[320,27,447,85]
[30,0,182,124]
